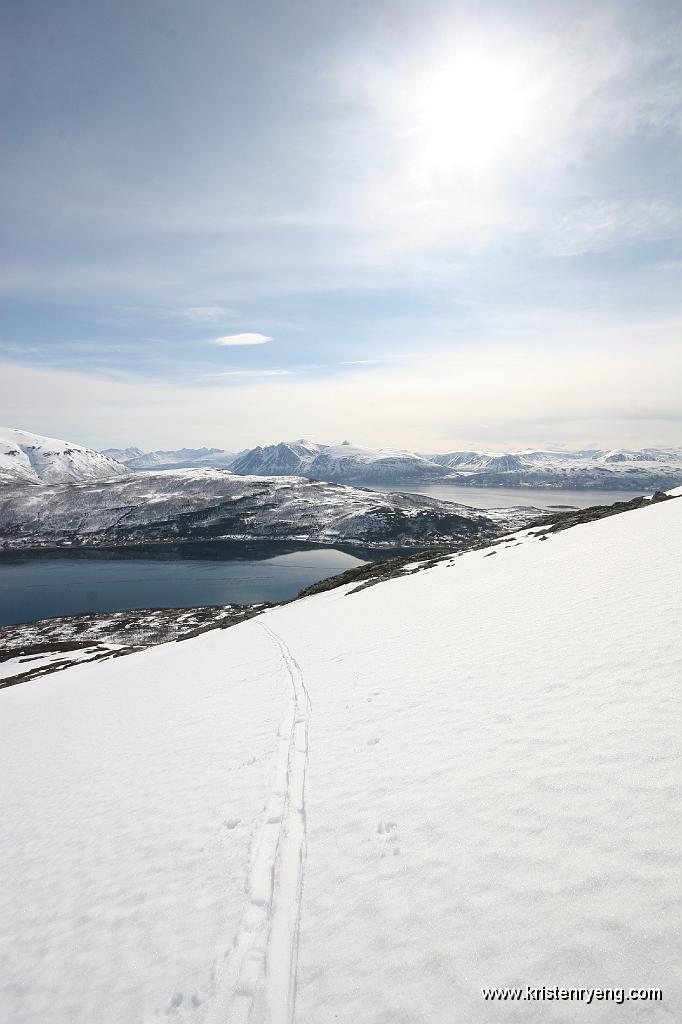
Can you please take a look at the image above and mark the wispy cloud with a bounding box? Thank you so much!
[548,200,682,258]
[3,322,680,451]
[2,1,681,450]
[182,306,233,324]
[340,358,386,366]
[210,333,272,347]
[212,369,291,378]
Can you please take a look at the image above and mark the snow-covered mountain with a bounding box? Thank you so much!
[431,446,682,489]
[227,439,682,489]
[0,468,541,550]
[95,434,682,489]
[100,446,145,462]
[0,428,128,486]
[232,439,445,483]
[102,446,239,471]
[1,490,680,1023]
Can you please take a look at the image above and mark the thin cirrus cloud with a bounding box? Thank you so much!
[210,333,272,346]
[213,369,291,378]
[181,306,233,324]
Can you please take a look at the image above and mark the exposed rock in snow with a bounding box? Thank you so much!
[0,428,128,486]
[0,603,269,688]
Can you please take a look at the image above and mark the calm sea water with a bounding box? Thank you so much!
[362,481,645,509]
[0,484,643,627]
[0,541,393,627]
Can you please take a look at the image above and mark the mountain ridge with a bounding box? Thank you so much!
[4,428,682,492]
[208,438,682,490]
[0,427,128,486]
[0,468,542,551]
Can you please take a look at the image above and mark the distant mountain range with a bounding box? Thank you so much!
[103,438,682,490]
[429,446,682,489]
[231,440,445,483]
[102,445,240,471]
[162,439,682,491]
[3,428,682,493]
[0,428,547,550]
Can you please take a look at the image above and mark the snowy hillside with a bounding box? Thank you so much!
[0,468,540,550]
[232,439,445,483]
[1,494,679,1023]
[0,428,128,486]
[103,446,239,471]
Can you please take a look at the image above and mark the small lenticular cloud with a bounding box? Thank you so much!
[211,332,272,346]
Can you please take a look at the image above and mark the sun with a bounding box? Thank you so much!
[405,52,533,176]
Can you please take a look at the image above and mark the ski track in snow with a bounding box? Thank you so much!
[209,624,310,1024]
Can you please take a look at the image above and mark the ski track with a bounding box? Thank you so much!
[208,623,310,1024]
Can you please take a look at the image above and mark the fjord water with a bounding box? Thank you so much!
[0,541,379,627]
[0,487,646,626]
[363,481,646,509]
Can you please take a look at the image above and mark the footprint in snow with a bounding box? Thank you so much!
[223,817,242,830]
[377,819,401,857]
[166,989,183,1012]
[367,736,380,746]
[166,988,203,1015]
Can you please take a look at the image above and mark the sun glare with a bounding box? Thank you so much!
[406,53,533,175]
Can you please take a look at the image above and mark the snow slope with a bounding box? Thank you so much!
[1,497,680,1022]
[0,428,128,485]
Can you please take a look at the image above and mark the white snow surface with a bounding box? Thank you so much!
[1,498,681,1023]
[0,427,128,485]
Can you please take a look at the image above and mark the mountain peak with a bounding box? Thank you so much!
[0,427,129,486]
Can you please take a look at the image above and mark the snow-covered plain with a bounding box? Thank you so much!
[1,497,680,1023]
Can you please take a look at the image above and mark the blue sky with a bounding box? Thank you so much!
[1,0,681,451]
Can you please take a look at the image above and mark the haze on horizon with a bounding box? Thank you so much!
[1,0,681,453]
